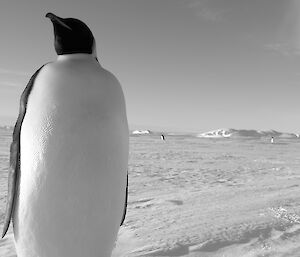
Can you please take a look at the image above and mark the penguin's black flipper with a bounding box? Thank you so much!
[120,172,128,226]
[1,65,47,238]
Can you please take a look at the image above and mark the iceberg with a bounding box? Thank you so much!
[132,130,151,135]
[197,128,299,139]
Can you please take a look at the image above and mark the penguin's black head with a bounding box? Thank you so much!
[46,13,95,55]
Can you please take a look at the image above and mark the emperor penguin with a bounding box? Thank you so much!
[2,13,129,257]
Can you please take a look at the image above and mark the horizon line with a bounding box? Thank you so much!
[0,121,299,135]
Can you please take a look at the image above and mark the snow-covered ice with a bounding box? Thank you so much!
[1,128,300,256]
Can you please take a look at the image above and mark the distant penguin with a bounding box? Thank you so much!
[271,137,274,143]
[160,134,165,141]
[2,13,129,257]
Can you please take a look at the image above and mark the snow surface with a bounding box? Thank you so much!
[1,130,300,256]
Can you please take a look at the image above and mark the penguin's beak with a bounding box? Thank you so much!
[45,13,72,31]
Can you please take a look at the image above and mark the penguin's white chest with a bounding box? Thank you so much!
[13,63,128,257]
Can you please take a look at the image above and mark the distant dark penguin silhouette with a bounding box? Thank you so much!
[161,134,165,141]
[2,13,129,257]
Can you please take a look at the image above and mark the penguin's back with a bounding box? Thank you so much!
[14,57,129,257]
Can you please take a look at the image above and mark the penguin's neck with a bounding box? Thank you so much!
[57,54,96,61]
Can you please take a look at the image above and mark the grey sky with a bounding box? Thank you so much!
[0,0,300,133]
